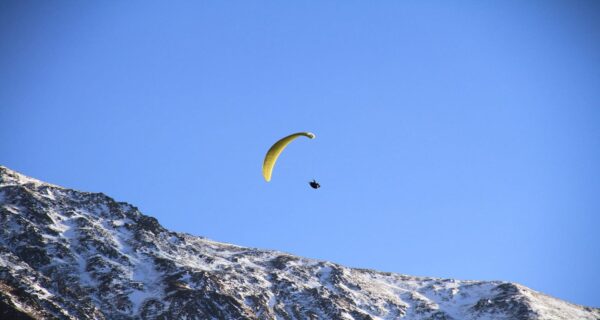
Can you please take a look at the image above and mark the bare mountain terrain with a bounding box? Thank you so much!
[0,166,598,319]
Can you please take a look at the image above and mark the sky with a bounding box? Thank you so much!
[1,0,599,308]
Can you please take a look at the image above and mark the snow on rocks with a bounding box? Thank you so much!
[1,166,599,320]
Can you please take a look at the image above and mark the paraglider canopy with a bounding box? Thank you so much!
[262,132,315,182]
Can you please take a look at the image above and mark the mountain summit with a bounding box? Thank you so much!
[0,166,598,319]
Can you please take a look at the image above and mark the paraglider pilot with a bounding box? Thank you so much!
[309,179,320,189]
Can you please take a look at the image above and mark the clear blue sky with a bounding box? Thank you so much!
[1,1,599,307]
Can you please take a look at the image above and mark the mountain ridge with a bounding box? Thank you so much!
[0,165,598,319]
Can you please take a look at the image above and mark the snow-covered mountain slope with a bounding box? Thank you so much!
[0,166,598,320]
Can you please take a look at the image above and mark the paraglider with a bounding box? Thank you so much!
[262,132,317,186]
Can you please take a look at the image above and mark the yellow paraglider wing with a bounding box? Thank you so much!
[262,132,315,182]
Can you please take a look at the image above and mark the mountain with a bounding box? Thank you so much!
[0,166,598,320]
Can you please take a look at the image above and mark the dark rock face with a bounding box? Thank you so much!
[0,166,599,320]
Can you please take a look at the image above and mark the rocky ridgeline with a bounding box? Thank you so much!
[0,166,598,320]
